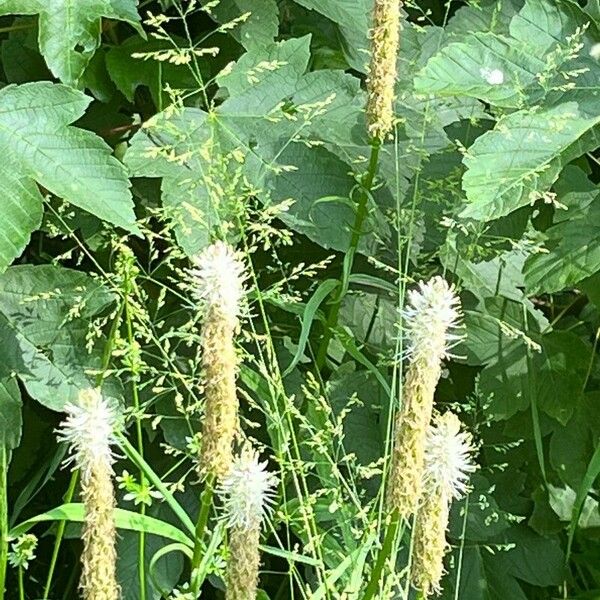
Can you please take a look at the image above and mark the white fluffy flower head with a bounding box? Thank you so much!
[402,276,462,365]
[218,446,278,531]
[189,241,247,323]
[57,388,119,476]
[423,411,477,501]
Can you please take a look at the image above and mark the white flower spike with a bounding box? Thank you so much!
[189,240,247,324]
[57,388,119,476]
[57,388,121,599]
[219,446,278,531]
[423,411,477,501]
[402,276,462,366]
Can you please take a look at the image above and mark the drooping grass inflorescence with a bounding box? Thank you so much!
[366,0,402,140]
[411,411,477,598]
[189,240,247,479]
[218,445,278,600]
[386,276,462,519]
[56,388,120,600]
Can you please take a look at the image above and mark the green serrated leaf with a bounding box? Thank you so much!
[0,264,115,411]
[510,0,599,54]
[461,102,600,221]
[105,35,199,106]
[414,32,545,108]
[216,35,312,117]
[291,0,371,72]
[0,82,139,271]
[126,108,219,256]
[0,0,143,85]
[524,169,600,293]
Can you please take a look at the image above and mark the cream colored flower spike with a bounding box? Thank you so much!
[411,412,477,598]
[219,446,278,600]
[57,388,120,600]
[386,276,462,519]
[191,241,248,479]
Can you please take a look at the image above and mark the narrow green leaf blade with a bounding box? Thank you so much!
[9,503,193,548]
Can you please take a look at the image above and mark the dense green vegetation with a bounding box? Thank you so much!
[0,0,599,598]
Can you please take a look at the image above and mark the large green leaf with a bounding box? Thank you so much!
[0,265,115,411]
[525,197,600,293]
[460,102,600,221]
[216,36,312,118]
[414,32,545,108]
[0,0,142,85]
[0,82,139,272]
[463,299,589,424]
[509,0,599,54]
[105,36,199,106]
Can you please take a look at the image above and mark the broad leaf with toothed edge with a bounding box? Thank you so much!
[0,82,139,273]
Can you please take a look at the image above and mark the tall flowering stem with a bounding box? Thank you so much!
[218,446,277,600]
[317,0,401,368]
[57,388,120,600]
[366,0,401,140]
[411,412,476,598]
[189,241,246,591]
[190,241,246,479]
[362,277,461,600]
[386,276,462,518]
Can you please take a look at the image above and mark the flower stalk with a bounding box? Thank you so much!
[410,412,476,598]
[57,388,120,600]
[386,277,461,519]
[218,446,277,600]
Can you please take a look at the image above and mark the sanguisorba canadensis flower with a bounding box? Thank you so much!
[366,0,401,140]
[386,276,462,518]
[218,445,278,600]
[189,240,247,479]
[57,388,120,600]
[411,412,476,598]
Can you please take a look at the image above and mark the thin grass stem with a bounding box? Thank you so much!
[362,510,401,600]
[0,449,7,600]
[190,474,215,594]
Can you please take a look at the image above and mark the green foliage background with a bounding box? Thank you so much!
[0,0,599,598]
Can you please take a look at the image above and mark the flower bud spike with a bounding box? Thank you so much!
[218,446,278,600]
[189,241,247,479]
[57,388,120,600]
[386,277,462,519]
[411,412,477,598]
[366,0,402,140]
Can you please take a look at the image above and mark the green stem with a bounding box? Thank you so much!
[361,510,400,600]
[190,475,215,593]
[18,566,24,600]
[0,449,7,600]
[42,472,78,599]
[316,140,381,369]
[124,280,147,600]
